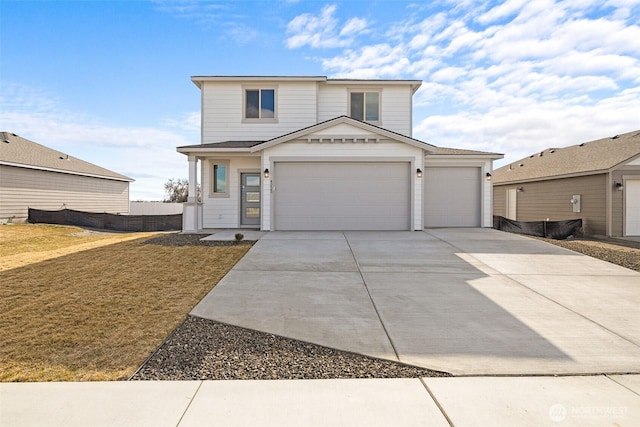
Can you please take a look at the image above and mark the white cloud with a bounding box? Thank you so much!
[294,0,640,167]
[340,17,368,36]
[285,4,368,49]
[0,82,195,200]
[477,0,528,24]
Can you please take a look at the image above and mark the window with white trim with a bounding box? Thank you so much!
[244,88,276,120]
[210,160,229,197]
[349,91,380,122]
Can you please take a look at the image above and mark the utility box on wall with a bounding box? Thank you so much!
[571,195,581,213]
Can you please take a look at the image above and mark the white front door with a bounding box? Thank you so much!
[625,179,640,236]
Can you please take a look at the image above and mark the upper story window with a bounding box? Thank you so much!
[349,91,380,122]
[244,88,276,121]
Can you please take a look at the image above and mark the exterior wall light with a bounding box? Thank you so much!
[614,181,623,191]
[416,168,423,178]
[264,168,270,179]
[485,172,492,181]
[516,186,524,192]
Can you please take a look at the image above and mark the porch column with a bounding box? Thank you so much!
[182,155,202,233]
[187,155,198,203]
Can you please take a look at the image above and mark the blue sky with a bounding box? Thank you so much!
[2,0,639,200]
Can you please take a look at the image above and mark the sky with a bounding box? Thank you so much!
[1,0,639,200]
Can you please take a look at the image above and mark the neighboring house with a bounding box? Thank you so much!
[177,76,502,232]
[0,132,133,223]
[493,130,640,237]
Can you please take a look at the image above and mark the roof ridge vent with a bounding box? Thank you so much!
[3,139,10,144]
[612,135,619,139]
[579,143,585,147]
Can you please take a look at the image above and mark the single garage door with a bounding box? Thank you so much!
[625,179,640,236]
[274,162,410,230]
[424,167,481,227]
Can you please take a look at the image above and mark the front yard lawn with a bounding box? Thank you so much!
[0,224,250,381]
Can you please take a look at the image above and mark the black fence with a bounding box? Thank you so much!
[493,216,582,240]
[28,208,182,232]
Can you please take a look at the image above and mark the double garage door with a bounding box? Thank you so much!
[274,162,410,230]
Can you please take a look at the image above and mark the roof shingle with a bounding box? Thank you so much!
[493,130,640,184]
[0,132,133,181]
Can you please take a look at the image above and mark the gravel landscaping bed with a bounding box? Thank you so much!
[534,237,640,272]
[142,233,255,247]
[130,316,450,380]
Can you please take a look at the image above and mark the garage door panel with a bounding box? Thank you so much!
[424,167,481,227]
[274,162,410,231]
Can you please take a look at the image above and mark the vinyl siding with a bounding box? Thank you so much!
[611,166,640,236]
[201,156,261,228]
[0,165,129,222]
[493,174,607,235]
[494,185,506,219]
[317,84,413,136]
[201,81,318,144]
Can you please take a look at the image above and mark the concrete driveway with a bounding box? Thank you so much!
[191,229,640,376]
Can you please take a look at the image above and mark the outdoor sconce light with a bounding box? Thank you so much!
[614,181,623,191]
[485,172,492,181]
[416,168,423,178]
[517,186,524,192]
[264,168,270,179]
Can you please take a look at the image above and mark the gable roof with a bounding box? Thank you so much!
[493,130,640,184]
[250,116,437,152]
[0,132,133,182]
[177,116,439,154]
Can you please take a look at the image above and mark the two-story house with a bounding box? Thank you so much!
[177,76,503,232]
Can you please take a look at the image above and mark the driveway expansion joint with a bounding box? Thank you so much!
[343,231,401,362]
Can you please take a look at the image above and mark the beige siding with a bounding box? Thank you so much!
[201,81,318,144]
[494,185,506,219]
[317,84,413,136]
[0,165,129,222]
[611,166,640,236]
[494,174,606,235]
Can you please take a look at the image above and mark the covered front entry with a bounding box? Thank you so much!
[424,167,481,227]
[273,162,411,231]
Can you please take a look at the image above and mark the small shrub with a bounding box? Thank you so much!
[234,233,244,241]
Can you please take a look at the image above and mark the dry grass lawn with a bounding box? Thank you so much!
[0,224,250,381]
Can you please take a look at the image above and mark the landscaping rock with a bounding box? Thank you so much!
[130,316,450,380]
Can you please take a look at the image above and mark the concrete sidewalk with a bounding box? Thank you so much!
[2,375,639,426]
[191,229,640,375]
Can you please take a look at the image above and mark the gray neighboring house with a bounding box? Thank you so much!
[493,130,640,237]
[0,132,133,223]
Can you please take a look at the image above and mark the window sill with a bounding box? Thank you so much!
[208,193,230,199]
[242,118,279,124]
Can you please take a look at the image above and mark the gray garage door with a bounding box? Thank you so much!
[274,162,410,230]
[424,167,481,227]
